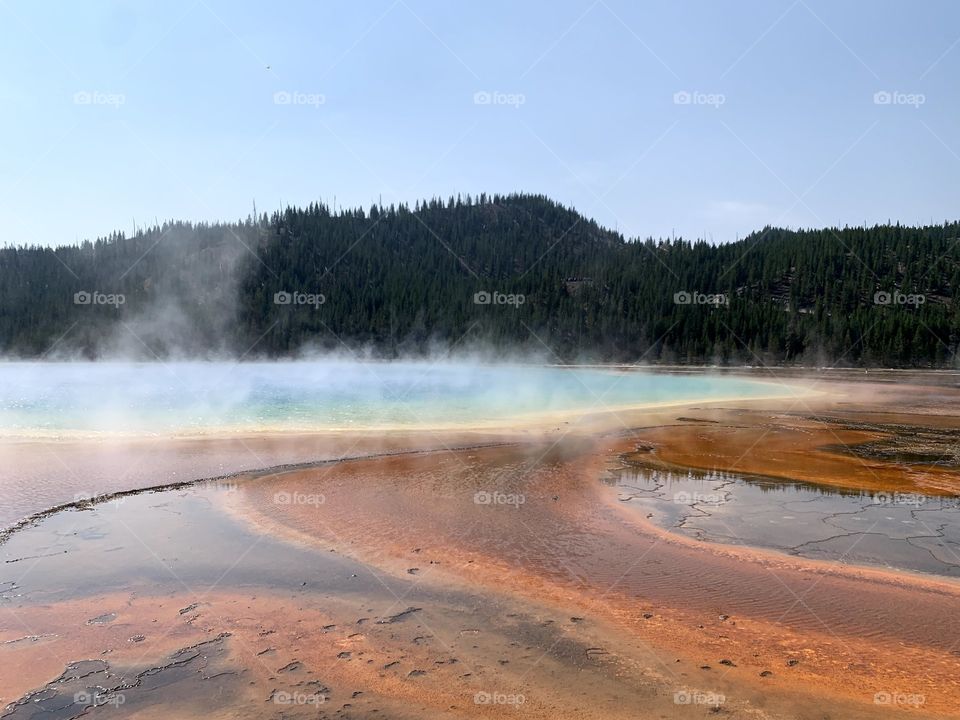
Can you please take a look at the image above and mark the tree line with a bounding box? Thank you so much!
[0,193,956,366]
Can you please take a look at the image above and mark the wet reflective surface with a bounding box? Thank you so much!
[1,480,757,720]
[5,450,952,718]
[614,465,960,577]
[3,372,960,718]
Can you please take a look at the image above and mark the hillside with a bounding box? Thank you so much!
[0,193,957,366]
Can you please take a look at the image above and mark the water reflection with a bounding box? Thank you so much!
[614,464,960,577]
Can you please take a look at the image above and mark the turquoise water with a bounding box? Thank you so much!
[0,362,783,436]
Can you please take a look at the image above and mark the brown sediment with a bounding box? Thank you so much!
[0,430,527,530]
[0,581,929,720]
[5,371,960,718]
[219,376,960,717]
[618,379,960,496]
[0,582,804,719]
[1,590,608,718]
[2,590,603,718]
[623,413,960,495]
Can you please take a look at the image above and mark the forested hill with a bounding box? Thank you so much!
[1,193,957,366]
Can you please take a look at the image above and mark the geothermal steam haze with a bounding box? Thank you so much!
[99,225,251,358]
[0,361,778,436]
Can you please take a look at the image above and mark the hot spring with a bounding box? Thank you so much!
[0,361,788,437]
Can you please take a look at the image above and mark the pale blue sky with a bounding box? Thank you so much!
[1,0,958,246]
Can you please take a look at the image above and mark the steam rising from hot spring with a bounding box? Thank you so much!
[0,360,782,437]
